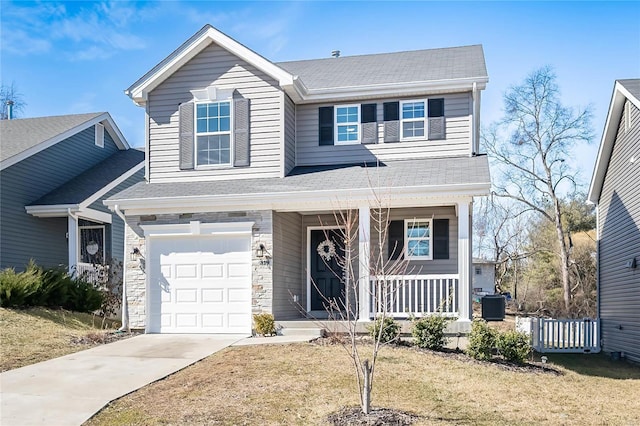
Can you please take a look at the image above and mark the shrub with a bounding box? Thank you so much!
[412,314,452,350]
[497,330,531,363]
[466,320,498,360]
[367,316,400,344]
[65,278,104,313]
[0,261,42,307]
[253,313,276,336]
[33,267,70,308]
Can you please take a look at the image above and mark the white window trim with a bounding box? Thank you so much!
[78,224,106,264]
[194,99,234,169]
[95,123,105,148]
[334,104,361,145]
[400,100,427,142]
[404,218,433,260]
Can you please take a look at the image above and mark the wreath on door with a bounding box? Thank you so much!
[317,239,337,262]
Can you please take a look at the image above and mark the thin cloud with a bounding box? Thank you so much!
[1,1,148,61]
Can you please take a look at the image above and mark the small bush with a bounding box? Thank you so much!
[497,330,531,363]
[0,261,42,307]
[34,268,70,308]
[65,279,104,313]
[466,320,498,360]
[253,313,276,336]
[368,316,400,344]
[412,314,451,350]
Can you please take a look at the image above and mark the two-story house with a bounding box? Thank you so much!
[106,25,491,334]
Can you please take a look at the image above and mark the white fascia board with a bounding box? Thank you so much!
[286,76,488,104]
[25,205,112,223]
[105,182,491,216]
[587,81,637,204]
[82,161,145,209]
[126,26,294,107]
[0,113,129,171]
[142,221,254,237]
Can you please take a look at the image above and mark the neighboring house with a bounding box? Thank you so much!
[0,113,145,277]
[105,25,491,334]
[588,79,640,363]
[472,259,495,296]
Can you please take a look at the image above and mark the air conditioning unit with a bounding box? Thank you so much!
[481,295,505,321]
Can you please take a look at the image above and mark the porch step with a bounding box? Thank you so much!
[278,327,325,338]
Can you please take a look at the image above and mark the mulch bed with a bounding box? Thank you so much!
[327,406,419,426]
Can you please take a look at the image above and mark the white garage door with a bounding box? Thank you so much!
[148,234,252,334]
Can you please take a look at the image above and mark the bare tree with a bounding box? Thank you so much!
[1,82,27,119]
[483,67,593,312]
[310,186,411,415]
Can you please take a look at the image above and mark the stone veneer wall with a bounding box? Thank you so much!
[123,210,273,330]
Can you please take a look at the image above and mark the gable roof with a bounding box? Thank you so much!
[126,25,488,106]
[588,79,640,203]
[0,112,129,170]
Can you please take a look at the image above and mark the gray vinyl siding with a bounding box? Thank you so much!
[376,207,459,275]
[89,168,145,263]
[147,42,283,183]
[295,93,472,166]
[0,126,120,270]
[283,94,296,175]
[598,99,640,363]
[272,211,304,319]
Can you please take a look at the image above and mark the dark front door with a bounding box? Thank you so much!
[310,229,345,312]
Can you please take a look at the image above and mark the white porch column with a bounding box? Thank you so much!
[358,205,371,321]
[457,200,472,322]
[68,214,78,275]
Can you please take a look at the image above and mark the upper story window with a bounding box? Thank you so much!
[196,101,231,166]
[335,104,360,144]
[401,101,425,140]
[405,219,432,260]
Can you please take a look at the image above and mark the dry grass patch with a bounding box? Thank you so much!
[0,307,121,371]
[87,342,640,426]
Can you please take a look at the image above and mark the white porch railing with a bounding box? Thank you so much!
[520,317,600,353]
[74,263,109,285]
[369,274,459,318]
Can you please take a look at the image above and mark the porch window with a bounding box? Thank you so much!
[335,104,360,144]
[79,225,105,264]
[405,219,432,260]
[196,101,231,166]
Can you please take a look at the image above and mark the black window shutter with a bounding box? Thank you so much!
[178,102,194,170]
[319,106,334,145]
[388,220,404,260]
[361,103,377,123]
[233,98,250,167]
[428,98,445,117]
[433,219,449,260]
[383,102,399,121]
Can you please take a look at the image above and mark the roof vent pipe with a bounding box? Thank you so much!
[6,100,14,120]
[331,50,340,58]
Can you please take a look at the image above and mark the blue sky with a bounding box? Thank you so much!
[2,1,639,186]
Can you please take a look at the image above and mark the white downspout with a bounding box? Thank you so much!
[471,82,478,155]
[113,204,129,331]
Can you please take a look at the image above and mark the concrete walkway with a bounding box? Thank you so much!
[0,334,246,426]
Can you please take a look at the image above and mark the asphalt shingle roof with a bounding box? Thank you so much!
[618,79,640,101]
[0,113,105,162]
[277,45,488,90]
[30,149,145,206]
[109,156,490,202]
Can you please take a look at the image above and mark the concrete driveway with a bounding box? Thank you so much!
[0,334,246,426]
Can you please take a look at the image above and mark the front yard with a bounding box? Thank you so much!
[87,341,640,425]
[0,307,122,371]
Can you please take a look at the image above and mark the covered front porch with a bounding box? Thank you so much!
[271,199,473,328]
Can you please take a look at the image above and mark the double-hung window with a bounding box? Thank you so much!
[196,101,231,166]
[405,219,432,260]
[335,104,360,144]
[401,101,425,140]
